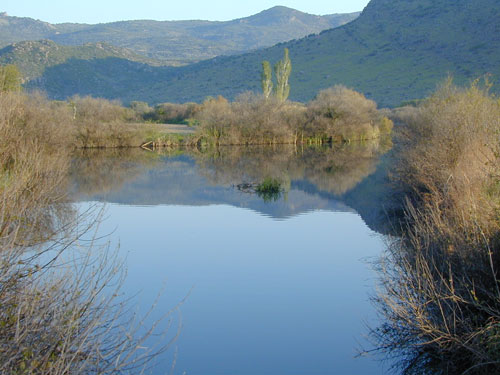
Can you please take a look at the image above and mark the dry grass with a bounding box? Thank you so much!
[367,79,500,374]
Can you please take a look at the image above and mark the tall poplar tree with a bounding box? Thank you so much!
[273,48,291,102]
[261,61,273,99]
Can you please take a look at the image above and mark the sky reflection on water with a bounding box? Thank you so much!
[72,145,392,374]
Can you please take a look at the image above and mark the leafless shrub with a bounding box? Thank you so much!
[0,207,180,375]
[0,91,72,240]
[396,78,500,232]
[367,79,500,374]
[71,96,135,125]
[195,93,307,145]
[69,96,147,148]
[306,85,393,142]
[0,90,179,374]
[369,200,500,375]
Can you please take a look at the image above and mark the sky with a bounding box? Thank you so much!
[1,0,370,24]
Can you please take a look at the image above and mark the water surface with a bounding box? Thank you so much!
[71,143,393,374]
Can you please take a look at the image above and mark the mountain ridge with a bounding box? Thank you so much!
[5,0,499,107]
[0,8,360,65]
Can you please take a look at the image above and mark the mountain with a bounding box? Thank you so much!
[0,8,359,65]
[0,40,161,82]
[9,0,500,107]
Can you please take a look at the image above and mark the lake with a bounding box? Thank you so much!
[70,142,394,374]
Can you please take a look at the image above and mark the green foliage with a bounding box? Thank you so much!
[129,101,152,115]
[261,61,273,99]
[6,0,500,108]
[24,0,495,107]
[378,116,393,134]
[273,48,292,102]
[143,102,200,124]
[0,64,21,92]
[0,40,161,82]
[255,177,283,202]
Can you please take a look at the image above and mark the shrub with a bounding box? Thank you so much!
[255,177,283,202]
[0,64,22,92]
[395,78,500,231]
[145,102,200,124]
[368,79,500,374]
[129,100,153,115]
[0,90,177,374]
[195,93,307,145]
[306,85,385,142]
[70,95,135,125]
[69,96,148,148]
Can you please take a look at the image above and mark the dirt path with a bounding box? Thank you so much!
[128,123,196,134]
[153,123,196,134]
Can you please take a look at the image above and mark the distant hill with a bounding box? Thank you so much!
[0,40,161,82]
[9,0,500,107]
[0,8,359,65]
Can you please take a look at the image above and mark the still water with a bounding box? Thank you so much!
[71,143,394,374]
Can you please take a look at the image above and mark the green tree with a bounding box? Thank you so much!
[0,64,21,92]
[261,61,273,99]
[273,48,291,102]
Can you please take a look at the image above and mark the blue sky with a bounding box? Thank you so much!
[1,0,370,24]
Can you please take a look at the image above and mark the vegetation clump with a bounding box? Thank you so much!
[194,93,307,145]
[0,83,177,374]
[195,86,392,146]
[0,64,21,92]
[255,177,284,202]
[135,101,200,125]
[368,79,500,374]
[306,85,393,142]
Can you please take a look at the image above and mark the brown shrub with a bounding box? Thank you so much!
[0,90,178,373]
[195,93,307,145]
[396,79,500,232]
[368,79,500,374]
[306,85,386,142]
[69,96,151,148]
[0,91,73,238]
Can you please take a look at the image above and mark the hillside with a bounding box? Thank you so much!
[12,0,500,107]
[0,40,161,82]
[0,8,359,65]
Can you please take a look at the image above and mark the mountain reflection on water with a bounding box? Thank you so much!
[70,139,395,233]
[69,140,397,375]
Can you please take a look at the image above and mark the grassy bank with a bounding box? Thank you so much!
[369,80,500,374]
